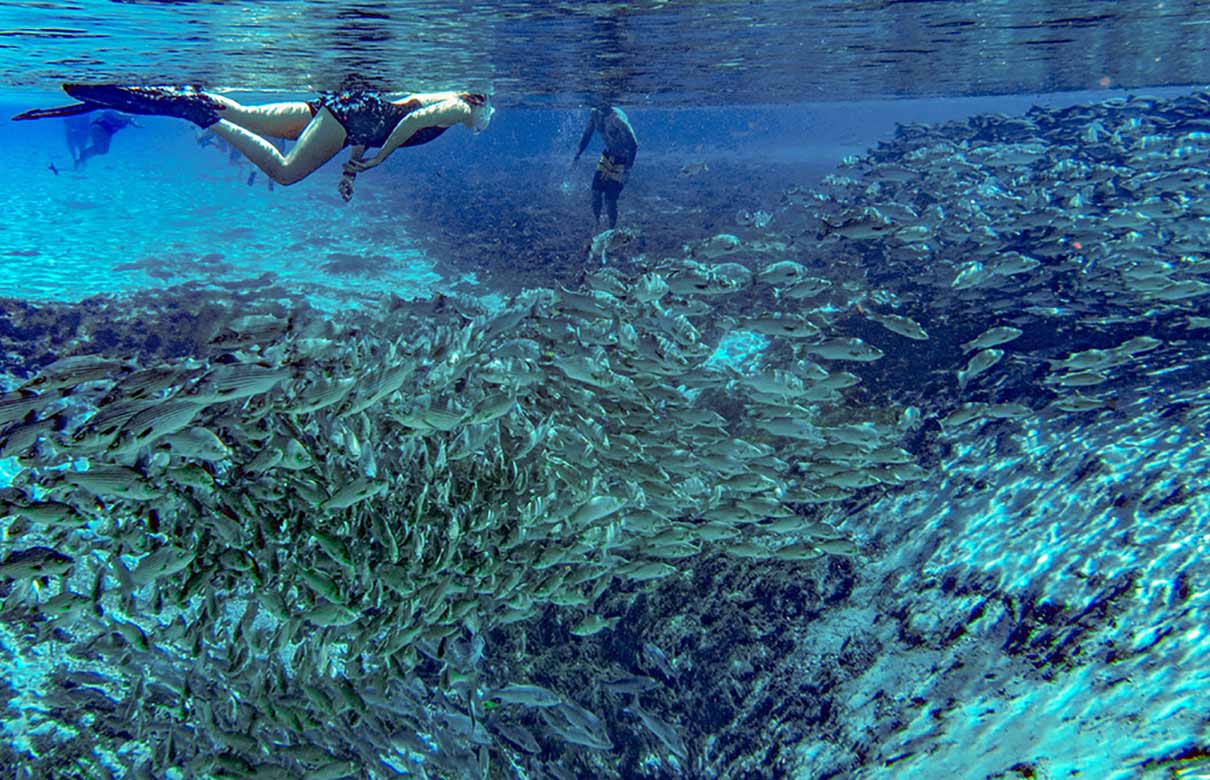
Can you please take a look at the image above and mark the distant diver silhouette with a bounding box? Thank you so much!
[195,128,282,191]
[65,110,139,168]
[573,104,638,229]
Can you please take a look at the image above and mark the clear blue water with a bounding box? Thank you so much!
[2,3,1210,780]
[1,0,1207,102]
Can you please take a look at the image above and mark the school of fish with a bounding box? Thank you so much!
[2,88,1209,779]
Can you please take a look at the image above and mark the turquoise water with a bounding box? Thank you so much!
[2,3,1210,780]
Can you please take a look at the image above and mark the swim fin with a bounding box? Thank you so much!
[11,101,99,121]
[61,84,221,127]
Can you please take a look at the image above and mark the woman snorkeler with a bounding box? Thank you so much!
[13,77,495,201]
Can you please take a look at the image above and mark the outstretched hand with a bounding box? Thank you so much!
[338,173,356,203]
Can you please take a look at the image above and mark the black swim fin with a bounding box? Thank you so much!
[11,101,99,121]
[62,84,220,127]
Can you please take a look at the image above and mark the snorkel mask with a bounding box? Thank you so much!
[471,99,494,133]
[459,93,494,134]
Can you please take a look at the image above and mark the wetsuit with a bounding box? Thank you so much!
[307,90,449,148]
[574,106,638,228]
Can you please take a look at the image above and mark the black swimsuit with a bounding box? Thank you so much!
[307,90,450,148]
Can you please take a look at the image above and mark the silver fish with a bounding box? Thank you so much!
[22,355,131,391]
[962,326,1022,352]
[322,477,388,511]
[0,546,74,579]
[489,683,562,708]
[626,703,689,760]
[865,311,929,341]
[162,426,231,461]
[958,348,1004,390]
[743,315,821,339]
[807,338,884,362]
[757,260,808,286]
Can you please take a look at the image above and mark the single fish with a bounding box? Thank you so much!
[865,310,929,341]
[807,337,885,362]
[488,683,562,708]
[957,348,1004,390]
[962,326,1022,352]
[0,546,74,579]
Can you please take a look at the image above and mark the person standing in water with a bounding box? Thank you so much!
[15,79,494,201]
[572,104,638,229]
[64,110,139,168]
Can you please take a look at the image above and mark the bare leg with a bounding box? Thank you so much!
[66,133,84,167]
[605,193,619,229]
[591,188,604,226]
[210,108,347,186]
[209,96,316,140]
[77,130,112,166]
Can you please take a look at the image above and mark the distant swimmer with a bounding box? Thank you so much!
[65,110,139,168]
[572,104,638,229]
[13,77,495,201]
[196,128,283,190]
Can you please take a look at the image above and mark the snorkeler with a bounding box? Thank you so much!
[572,104,638,229]
[65,110,139,168]
[14,81,495,201]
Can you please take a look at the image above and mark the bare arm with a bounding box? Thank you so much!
[621,125,638,165]
[573,112,597,161]
[345,144,367,168]
[358,100,472,168]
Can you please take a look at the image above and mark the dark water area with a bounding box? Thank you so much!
[400,157,824,291]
